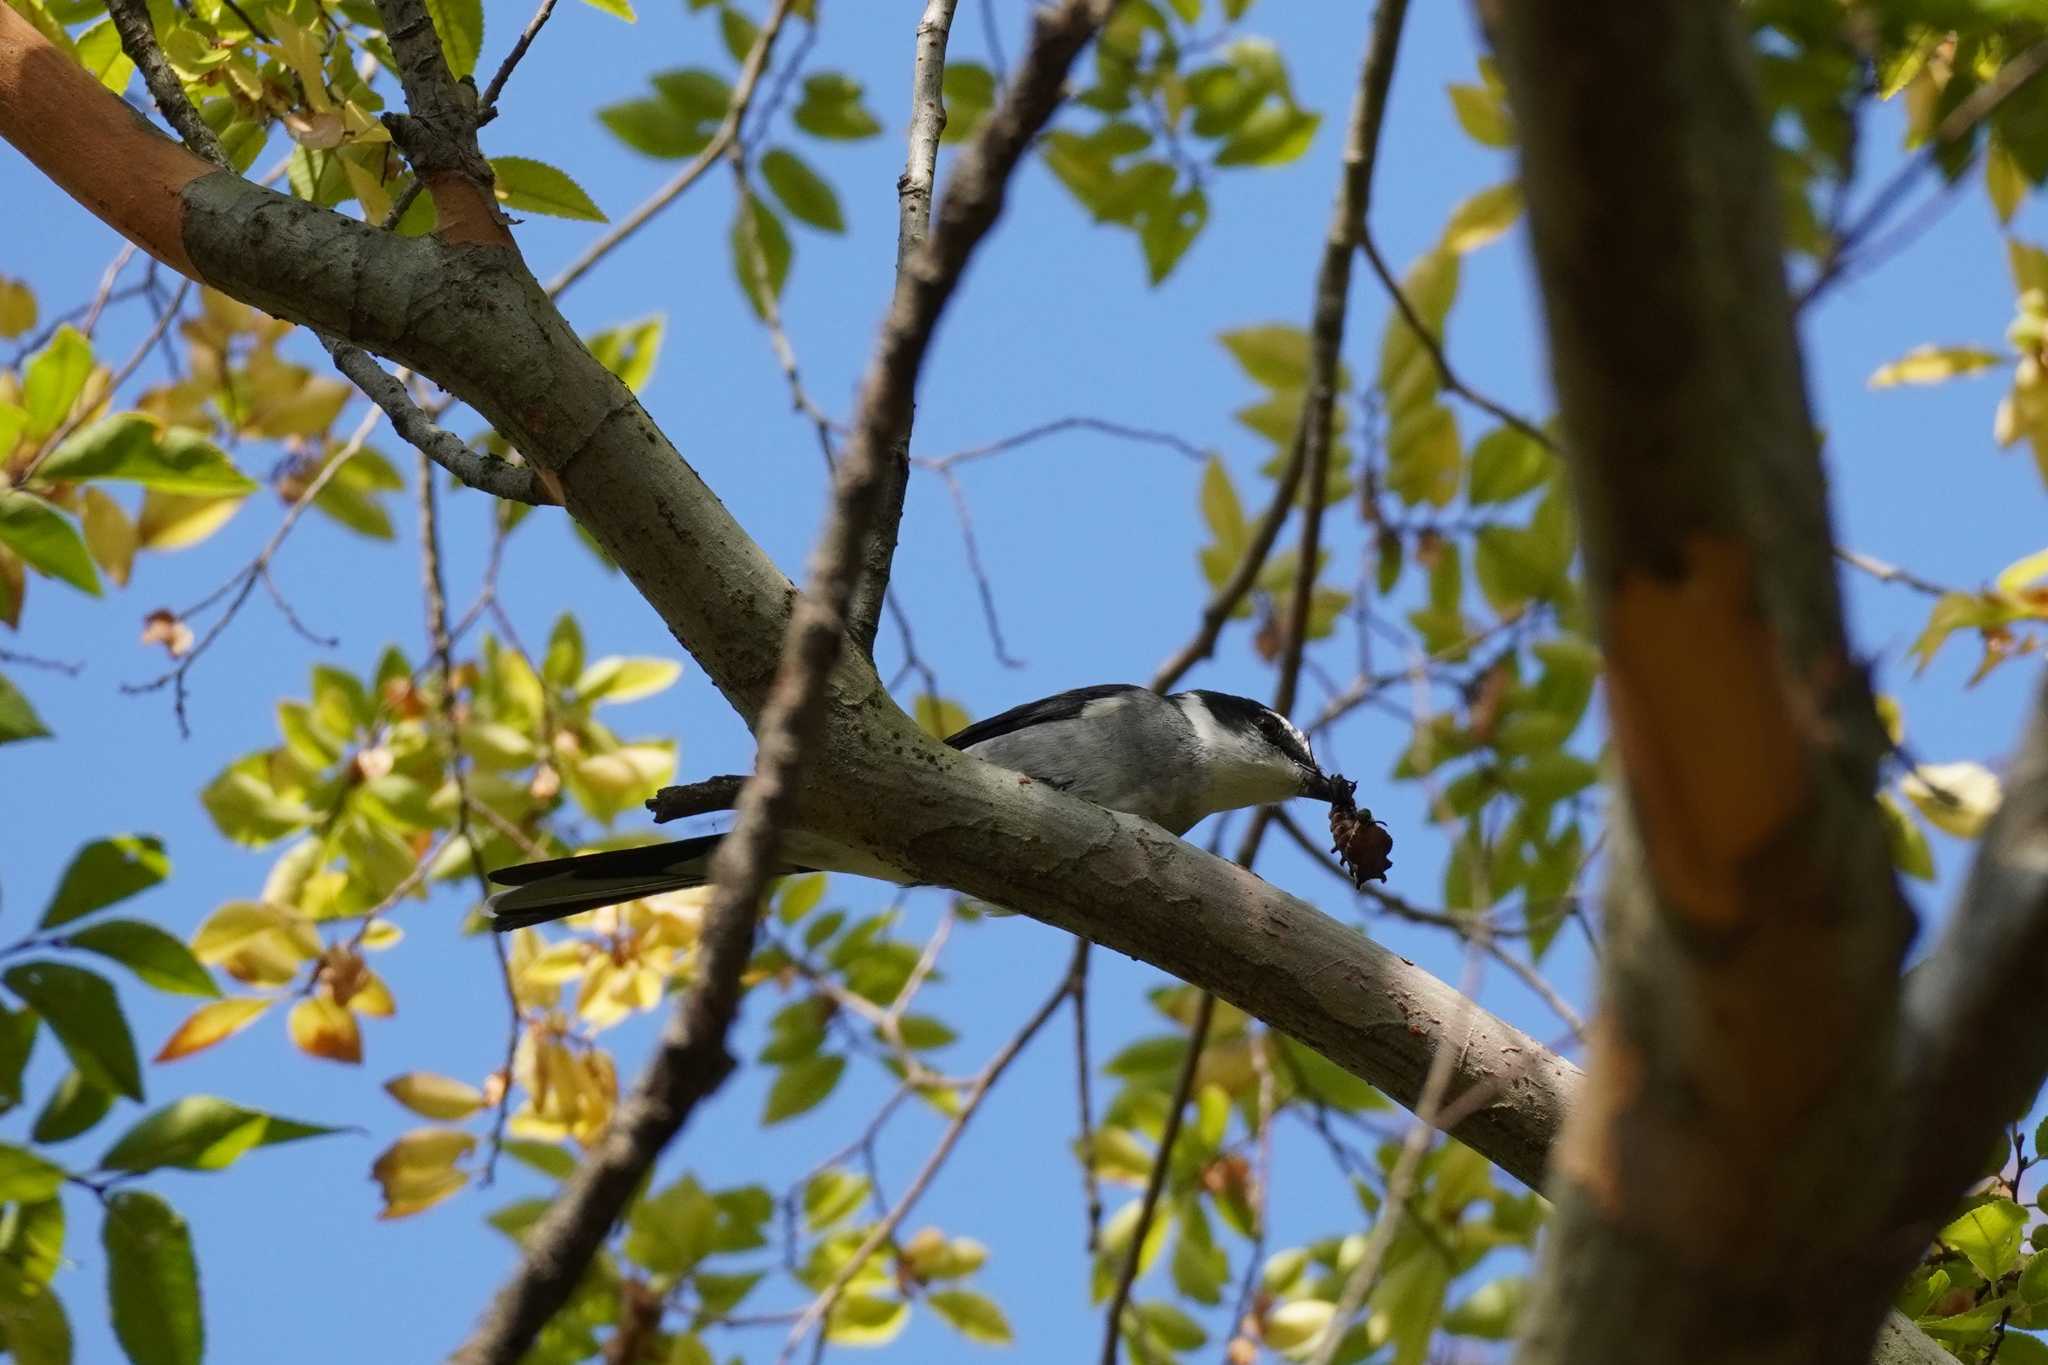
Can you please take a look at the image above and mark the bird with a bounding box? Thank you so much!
[482,684,1346,931]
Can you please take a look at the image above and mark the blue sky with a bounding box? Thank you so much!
[3,1,2046,1361]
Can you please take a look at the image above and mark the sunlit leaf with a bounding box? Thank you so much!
[624,1173,717,1274]
[491,156,606,222]
[422,0,482,77]
[384,1072,486,1121]
[36,415,256,495]
[1868,344,2004,389]
[1441,181,1521,253]
[288,996,362,1064]
[40,835,169,928]
[0,278,34,338]
[21,325,90,439]
[0,672,50,745]
[63,920,216,998]
[371,1127,475,1219]
[824,1293,909,1345]
[153,997,272,1062]
[764,1053,845,1124]
[0,492,99,596]
[928,1289,1013,1345]
[575,656,682,704]
[1901,762,2003,838]
[0,1144,64,1203]
[102,1095,338,1174]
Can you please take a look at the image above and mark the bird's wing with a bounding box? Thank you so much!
[942,683,1146,752]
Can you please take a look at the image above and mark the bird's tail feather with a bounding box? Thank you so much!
[484,834,725,931]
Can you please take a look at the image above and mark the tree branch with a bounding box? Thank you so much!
[1892,669,2048,1251]
[1482,2,1913,1360]
[371,0,509,246]
[324,341,556,504]
[844,0,960,654]
[103,0,225,167]
[450,5,1117,1358]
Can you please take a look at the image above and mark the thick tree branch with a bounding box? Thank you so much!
[844,0,960,655]
[1482,2,1913,1361]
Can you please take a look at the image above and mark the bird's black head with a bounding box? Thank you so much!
[1181,690,1339,804]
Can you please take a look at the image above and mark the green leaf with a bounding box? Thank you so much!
[586,316,666,394]
[0,1144,65,1203]
[775,872,829,925]
[598,98,715,158]
[730,192,793,319]
[824,1293,909,1346]
[624,1174,717,1275]
[575,0,634,19]
[802,1167,870,1231]
[1216,104,1318,166]
[422,0,482,77]
[941,62,995,144]
[100,1095,340,1174]
[491,156,606,222]
[1386,401,1461,507]
[31,1069,113,1144]
[103,1191,202,1365]
[1879,792,1936,881]
[0,1260,70,1365]
[0,279,33,340]
[928,1289,1013,1345]
[653,67,732,119]
[1868,344,2005,389]
[501,1140,577,1180]
[40,836,169,928]
[718,3,757,61]
[63,921,218,998]
[793,72,881,140]
[0,492,100,596]
[760,148,845,232]
[575,656,682,704]
[3,1196,64,1287]
[763,1053,845,1124]
[4,963,140,1101]
[35,416,256,495]
[21,325,91,440]
[1443,1274,1525,1338]
[1442,181,1522,254]
[1448,82,1513,147]
[0,673,50,745]
[1467,425,1550,504]
[0,1008,38,1114]
[1944,1198,2028,1281]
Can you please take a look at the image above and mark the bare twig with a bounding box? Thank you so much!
[1099,991,1215,1365]
[1799,39,2048,309]
[1837,546,1956,600]
[103,0,227,167]
[844,0,961,656]
[324,341,555,504]
[916,414,1209,470]
[777,940,1082,1362]
[478,0,560,119]
[120,404,380,734]
[546,0,799,297]
[1072,940,1101,1254]
[646,775,750,824]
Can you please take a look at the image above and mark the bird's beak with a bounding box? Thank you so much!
[1302,767,1341,803]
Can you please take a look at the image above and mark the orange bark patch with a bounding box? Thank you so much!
[0,3,211,277]
[1552,1011,1641,1217]
[426,171,515,249]
[1603,535,1809,932]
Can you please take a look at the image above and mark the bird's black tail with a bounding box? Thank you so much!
[484,834,726,931]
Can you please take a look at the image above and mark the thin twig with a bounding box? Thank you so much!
[1072,940,1101,1255]
[843,0,962,655]
[1099,991,1214,1365]
[777,941,1082,1362]
[478,0,560,120]
[646,775,750,824]
[546,0,800,297]
[1799,39,2048,309]
[916,414,1209,470]
[103,0,227,166]
[324,340,555,504]
[1837,546,1956,599]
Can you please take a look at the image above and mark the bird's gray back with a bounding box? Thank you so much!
[957,689,1203,833]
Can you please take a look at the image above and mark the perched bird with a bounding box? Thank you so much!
[484,684,1345,931]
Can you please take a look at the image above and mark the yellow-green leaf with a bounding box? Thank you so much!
[384,1072,486,1120]
[104,1191,201,1365]
[491,156,606,222]
[0,491,100,597]
[422,0,482,77]
[760,148,844,232]
[927,1289,1013,1345]
[1868,344,2004,389]
[0,278,35,338]
[575,655,682,704]
[1900,762,2002,838]
[1441,181,1521,254]
[153,997,272,1062]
